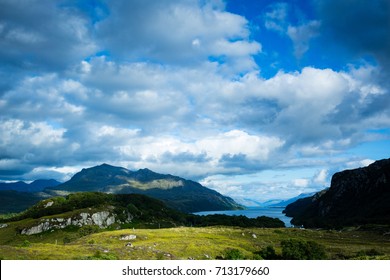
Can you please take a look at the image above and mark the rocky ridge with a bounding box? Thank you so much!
[20,210,125,235]
[284,158,390,228]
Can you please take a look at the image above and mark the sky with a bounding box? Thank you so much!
[0,0,389,204]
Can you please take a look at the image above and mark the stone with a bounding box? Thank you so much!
[44,201,54,208]
[120,234,137,240]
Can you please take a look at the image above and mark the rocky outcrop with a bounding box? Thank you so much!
[119,234,137,240]
[285,158,390,228]
[20,210,131,235]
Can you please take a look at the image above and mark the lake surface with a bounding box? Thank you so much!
[194,207,293,227]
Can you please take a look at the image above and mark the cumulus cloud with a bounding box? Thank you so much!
[0,0,96,71]
[0,0,388,201]
[0,119,68,177]
[96,0,261,73]
[1,57,387,182]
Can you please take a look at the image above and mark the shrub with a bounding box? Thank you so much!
[90,250,117,260]
[21,240,31,247]
[356,248,383,258]
[223,248,245,260]
[63,236,72,244]
[79,225,99,237]
[281,239,327,260]
[257,245,280,260]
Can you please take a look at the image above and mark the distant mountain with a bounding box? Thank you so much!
[267,192,316,207]
[49,164,243,213]
[284,158,390,228]
[232,198,263,207]
[0,179,61,192]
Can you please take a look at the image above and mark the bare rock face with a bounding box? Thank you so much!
[285,158,390,228]
[20,210,123,235]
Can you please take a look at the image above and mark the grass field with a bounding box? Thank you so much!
[1,221,389,260]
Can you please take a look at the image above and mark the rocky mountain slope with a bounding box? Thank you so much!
[49,164,242,213]
[284,158,390,228]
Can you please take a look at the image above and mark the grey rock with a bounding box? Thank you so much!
[119,234,137,240]
[21,211,117,235]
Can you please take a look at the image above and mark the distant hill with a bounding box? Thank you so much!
[0,190,52,214]
[284,158,390,228]
[0,179,61,192]
[267,192,316,207]
[49,164,242,213]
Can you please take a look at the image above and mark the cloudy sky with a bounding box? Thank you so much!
[1,0,389,204]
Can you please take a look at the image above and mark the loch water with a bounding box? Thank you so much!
[194,207,293,227]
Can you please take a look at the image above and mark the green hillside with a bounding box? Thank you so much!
[0,191,389,260]
[1,225,389,260]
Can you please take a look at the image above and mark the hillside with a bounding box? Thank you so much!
[2,192,389,260]
[0,192,283,238]
[284,158,390,228]
[1,225,389,260]
[0,191,52,214]
[50,164,242,213]
[0,179,62,214]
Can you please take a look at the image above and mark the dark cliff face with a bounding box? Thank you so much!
[284,158,390,228]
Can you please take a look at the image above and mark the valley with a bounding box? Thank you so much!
[1,159,390,260]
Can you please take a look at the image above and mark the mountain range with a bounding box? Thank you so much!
[49,164,242,213]
[0,179,62,213]
[0,179,61,192]
[284,158,390,228]
[0,164,242,214]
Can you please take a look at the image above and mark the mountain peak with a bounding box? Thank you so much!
[94,163,124,170]
[50,164,243,213]
[138,168,153,172]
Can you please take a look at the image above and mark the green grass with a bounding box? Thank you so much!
[1,223,389,260]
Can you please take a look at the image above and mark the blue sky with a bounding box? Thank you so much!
[0,0,389,204]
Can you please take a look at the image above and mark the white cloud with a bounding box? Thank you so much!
[96,0,261,72]
[0,0,96,70]
[287,20,321,59]
[0,0,388,201]
[263,3,320,59]
[196,130,283,161]
[313,169,328,185]
[264,2,288,33]
[345,159,375,170]
[0,119,65,149]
